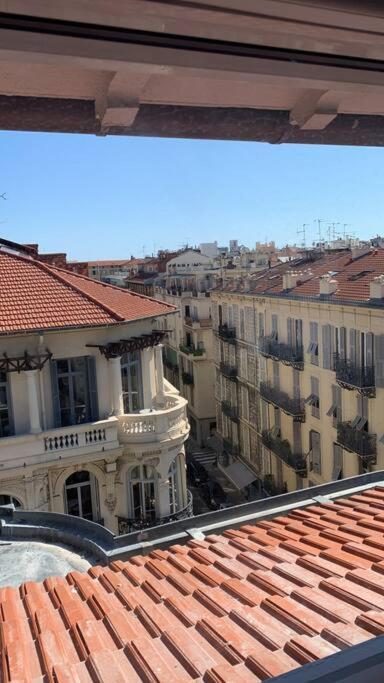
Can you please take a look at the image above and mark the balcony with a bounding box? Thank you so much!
[260,382,305,421]
[337,421,377,463]
[220,362,238,381]
[185,316,212,329]
[117,488,193,534]
[163,357,179,372]
[221,400,239,423]
[0,417,120,472]
[179,343,205,357]
[259,337,304,370]
[216,324,236,344]
[261,429,307,475]
[334,356,375,397]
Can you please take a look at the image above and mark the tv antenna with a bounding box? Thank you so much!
[314,218,328,243]
[297,223,309,248]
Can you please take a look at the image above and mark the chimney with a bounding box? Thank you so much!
[370,275,384,299]
[319,273,338,296]
[351,244,371,260]
[283,271,300,290]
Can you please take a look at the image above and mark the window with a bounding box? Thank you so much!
[332,443,343,480]
[241,386,249,421]
[53,357,98,427]
[308,322,319,365]
[240,309,245,340]
[271,314,278,341]
[0,372,11,437]
[121,351,143,413]
[65,470,98,521]
[305,376,320,418]
[129,464,157,521]
[309,430,321,475]
[327,384,342,427]
[258,312,265,339]
[351,394,368,431]
[272,361,280,390]
[0,494,21,508]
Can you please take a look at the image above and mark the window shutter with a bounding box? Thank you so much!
[375,334,384,387]
[296,319,303,350]
[293,421,302,455]
[293,369,300,400]
[366,332,374,369]
[349,329,357,363]
[87,356,99,422]
[340,327,347,360]
[310,431,321,474]
[258,312,265,338]
[287,318,293,348]
[271,314,278,340]
[50,360,61,428]
[322,324,331,369]
[261,399,268,430]
[330,325,335,369]
[273,361,280,390]
[332,443,343,480]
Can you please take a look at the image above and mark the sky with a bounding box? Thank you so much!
[1,130,384,261]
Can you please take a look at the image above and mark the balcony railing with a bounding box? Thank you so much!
[219,362,238,381]
[117,489,193,534]
[0,417,120,472]
[334,356,375,397]
[260,382,305,421]
[185,316,212,329]
[217,324,236,344]
[179,343,205,356]
[259,337,304,369]
[163,357,179,372]
[221,400,239,422]
[261,429,307,474]
[337,421,377,462]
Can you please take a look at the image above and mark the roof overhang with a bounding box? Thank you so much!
[2,2,384,145]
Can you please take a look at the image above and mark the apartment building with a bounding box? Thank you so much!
[211,245,384,494]
[0,241,190,534]
[153,249,219,446]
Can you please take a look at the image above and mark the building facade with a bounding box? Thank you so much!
[211,246,384,494]
[153,249,219,447]
[0,243,190,534]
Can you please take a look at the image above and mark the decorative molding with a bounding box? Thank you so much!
[86,331,166,359]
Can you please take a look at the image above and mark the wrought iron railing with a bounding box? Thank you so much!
[219,362,237,380]
[334,355,375,395]
[179,343,205,356]
[260,382,305,420]
[217,324,236,344]
[117,489,193,534]
[258,337,304,369]
[261,429,307,474]
[337,421,377,461]
[221,400,239,422]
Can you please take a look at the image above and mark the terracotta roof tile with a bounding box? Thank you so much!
[3,487,384,680]
[0,250,174,333]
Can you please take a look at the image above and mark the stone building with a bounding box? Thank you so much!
[0,241,190,534]
[211,246,384,493]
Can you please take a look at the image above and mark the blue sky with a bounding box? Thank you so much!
[1,130,384,260]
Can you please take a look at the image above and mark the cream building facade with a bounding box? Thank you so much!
[0,244,190,534]
[153,249,219,447]
[211,248,384,493]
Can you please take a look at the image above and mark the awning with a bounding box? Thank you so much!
[221,460,258,490]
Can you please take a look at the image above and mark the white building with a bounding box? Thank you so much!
[0,242,190,534]
[199,242,219,259]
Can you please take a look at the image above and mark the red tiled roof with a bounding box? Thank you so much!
[218,248,384,303]
[4,486,384,681]
[0,251,174,333]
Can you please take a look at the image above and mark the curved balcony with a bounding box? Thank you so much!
[261,429,307,475]
[118,394,189,444]
[117,488,193,534]
[260,382,305,421]
[337,421,377,463]
[259,337,304,370]
[334,356,375,397]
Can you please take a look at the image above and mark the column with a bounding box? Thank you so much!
[157,478,171,518]
[25,369,42,434]
[109,356,124,415]
[141,347,156,409]
[155,344,165,403]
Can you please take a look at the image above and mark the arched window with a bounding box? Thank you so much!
[0,494,22,508]
[121,351,143,413]
[65,470,99,521]
[129,465,156,521]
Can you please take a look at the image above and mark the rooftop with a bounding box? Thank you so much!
[3,474,384,681]
[215,247,384,304]
[0,249,175,334]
